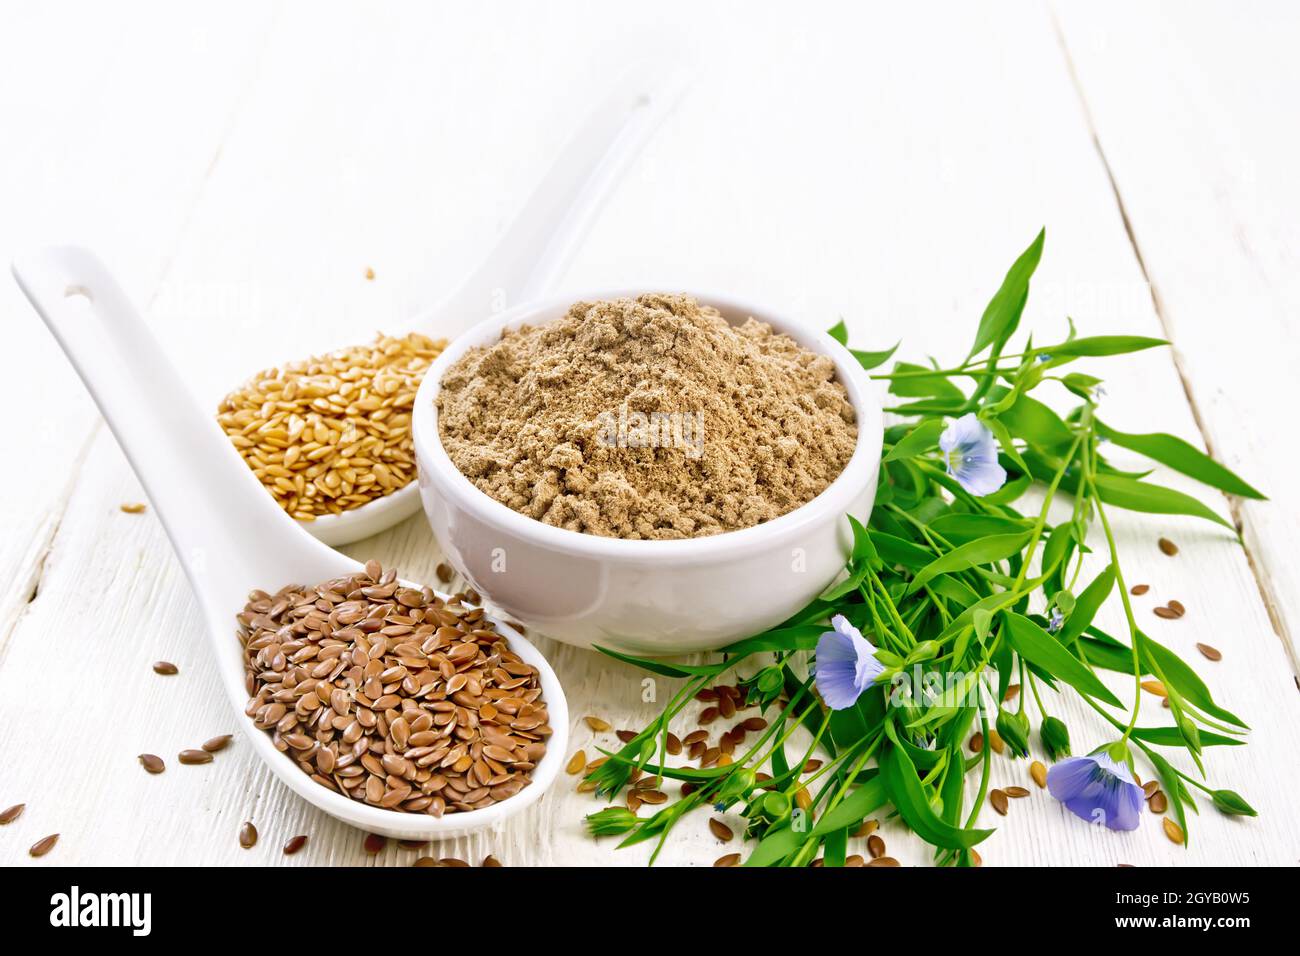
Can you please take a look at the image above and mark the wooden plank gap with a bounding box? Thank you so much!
[1049,3,1296,675]
[0,422,101,658]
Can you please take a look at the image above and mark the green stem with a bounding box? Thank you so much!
[1028,670,1051,719]
[961,703,994,830]
[1079,410,1143,739]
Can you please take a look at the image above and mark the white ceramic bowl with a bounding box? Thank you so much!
[411,291,883,654]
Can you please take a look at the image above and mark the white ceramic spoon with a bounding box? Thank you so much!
[12,246,569,840]
[294,60,690,545]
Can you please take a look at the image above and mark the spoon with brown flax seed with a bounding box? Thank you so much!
[14,249,570,839]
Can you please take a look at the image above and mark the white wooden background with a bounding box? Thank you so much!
[2,0,1298,866]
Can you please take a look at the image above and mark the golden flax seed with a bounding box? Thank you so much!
[1030,761,1047,788]
[217,332,445,519]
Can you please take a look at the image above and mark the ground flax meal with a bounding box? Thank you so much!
[437,294,857,539]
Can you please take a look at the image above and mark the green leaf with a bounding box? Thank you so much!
[1096,421,1265,499]
[1040,521,1077,585]
[907,495,949,526]
[886,399,969,417]
[927,573,981,607]
[883,459,927,509]
[869,531,935,570]
[1041,335,1167,357]
[982,414,1029,472]
[969,228,1045,359]
[852,342,900,370]
[593,645,729,679]
[1147,752,1190,846]
[938,592,1012,647]
[884,419,946,462]
[987,387,1077,452]
[1058,565,1115,646]
[828,694,884,753]
[810,774,888,837]
[906,532,1031,595]
[889,362,966,402]
[743,824,804,867]
[1077,626,1149,675]
[982,472,1031,505]
[827,319,848,345]
[1094,474,1234,530]
[1137,631,1248,729]
[940,741,969,827]
[1129,726,1244,748]
[1004,613,1123,707]
[882,740,993,850]
[724,625,828,657]
[847,513,880,568]
[823,827,848,867]
[821,565,869,601]
[927,513,1033,546]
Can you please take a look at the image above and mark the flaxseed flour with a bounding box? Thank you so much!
[437,294,856,539]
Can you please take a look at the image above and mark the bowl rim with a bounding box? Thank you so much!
[411,289,883,562]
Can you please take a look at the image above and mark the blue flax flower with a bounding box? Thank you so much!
[940,414,1007,496]
[813,615,884,710]
[1047,752,1144,831]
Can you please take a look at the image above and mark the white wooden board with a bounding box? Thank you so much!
[1053,0,1300,669]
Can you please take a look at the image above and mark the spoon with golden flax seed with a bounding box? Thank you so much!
[13,248,569,839]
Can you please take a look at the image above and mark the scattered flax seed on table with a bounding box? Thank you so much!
[217,332,445,519]
[29,833,58,857]
[283,834,308,855]
[989,789,1009,815]
[120,502,147,514]
[1030,761,1048,788]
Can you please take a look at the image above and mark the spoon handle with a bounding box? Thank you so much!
[11,248,346,615]
[427,58,691,333]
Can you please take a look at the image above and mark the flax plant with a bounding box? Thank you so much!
[582,231,1260,865]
